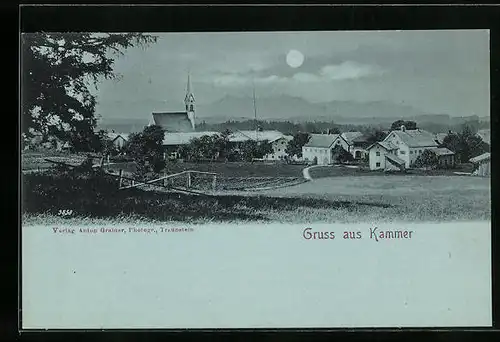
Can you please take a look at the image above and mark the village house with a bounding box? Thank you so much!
[106,132,129,150]
[432,147,456,168]
[265,135,294,161]
[227,130,293,161]
[367,125,445,171]
[334,132,370,160]
[302,134,340,165]
[470,152,490,177]
[366,141,406,171]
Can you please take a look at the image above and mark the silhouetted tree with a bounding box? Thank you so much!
[126,125,165,180]
[21,32,157,150]
[390,120,417,131]
[285,132,311,159]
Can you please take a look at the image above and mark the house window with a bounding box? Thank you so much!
[376,162,381,167]
[278,149,281,152]
[399,150,406,155]
[376,151,380,156]
[410,151,413,154]
[419,150,422,153]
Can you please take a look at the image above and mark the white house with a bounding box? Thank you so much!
[302,134,340,165]
[470,152,490,177]
[367,125,439,170]
[264,135,293,161]
[366,141,406,171]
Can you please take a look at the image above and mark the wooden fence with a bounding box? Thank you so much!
[117,170,218,192]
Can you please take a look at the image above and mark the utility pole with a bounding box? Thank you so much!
[252,78,258,142]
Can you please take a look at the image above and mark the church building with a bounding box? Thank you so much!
[150,73,196,132]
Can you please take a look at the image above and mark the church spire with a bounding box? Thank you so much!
[184,70,195,104]
[184,70,196,130]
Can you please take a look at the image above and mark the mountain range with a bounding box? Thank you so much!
[97,94,489,133]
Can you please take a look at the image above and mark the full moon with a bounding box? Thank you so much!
[286,49,304,68]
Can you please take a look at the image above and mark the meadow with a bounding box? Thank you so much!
[22,165,490,225]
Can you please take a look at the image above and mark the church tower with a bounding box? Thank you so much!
[184,72,196,130]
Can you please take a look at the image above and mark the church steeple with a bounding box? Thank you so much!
[184,71,196,130]
[184,71,195,111]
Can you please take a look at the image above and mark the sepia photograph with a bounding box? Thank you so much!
[20,28,492,329]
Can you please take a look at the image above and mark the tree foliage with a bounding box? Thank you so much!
[179,132,232,162]
[442,124,486,163]
[21,32,157,150]
[285,132,311,159]
[413,149,438,169]
[239,140,273,162]
[390,120,417,131]
[125,125,166,179]
[332,145,354,164]
[363,128,388,144]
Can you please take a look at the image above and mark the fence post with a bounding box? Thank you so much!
[107,155,110,164]
[118,169,123,189]
[100,156,104,168]
[212,175,216,191]
[187,171,191,188]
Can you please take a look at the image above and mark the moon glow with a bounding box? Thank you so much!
[286,49,304,68]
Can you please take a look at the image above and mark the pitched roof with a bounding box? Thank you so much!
[477,129,490,145]
[388,129,438,148]
[304,134,339,148]
[341,131,364,144]
[470,152,490,163]
[366,141,398,151]
[152,112,195,132]
[107,132,129,141]
[385,153,405,166]
[162,132,219,145]
[228,130,285,143]
[431,147,455,156]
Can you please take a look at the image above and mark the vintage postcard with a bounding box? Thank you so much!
[21,30,491,329]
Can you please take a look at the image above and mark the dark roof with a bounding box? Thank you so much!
[152,112,194,132]
[304,134,339,148]
[432,147,455,156]
[366,141,398,151]
[341,132,364,144]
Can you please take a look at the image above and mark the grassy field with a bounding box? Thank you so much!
[104,161,305,178]
[309,164,475,179]
[22,165,490,225]
[240,175,491,222]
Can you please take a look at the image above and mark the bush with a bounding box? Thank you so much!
[413,149,438,169]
